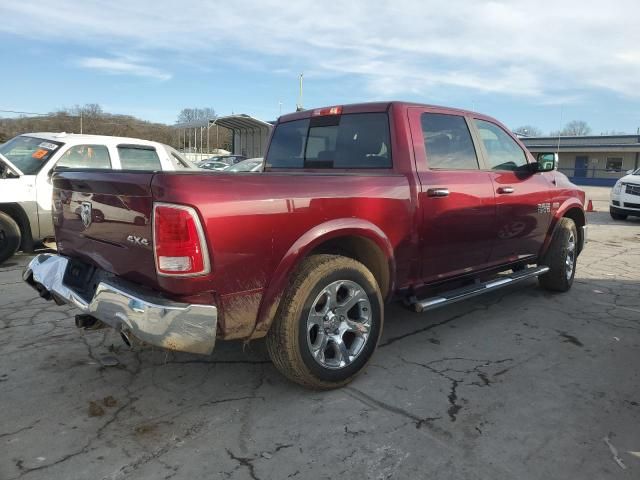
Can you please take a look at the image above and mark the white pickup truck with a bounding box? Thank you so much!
[0,132,195,263]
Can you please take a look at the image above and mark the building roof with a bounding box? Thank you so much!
[211,114,273,132]
[521,134,640,152]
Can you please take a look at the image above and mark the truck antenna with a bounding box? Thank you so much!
[296,73,304,111]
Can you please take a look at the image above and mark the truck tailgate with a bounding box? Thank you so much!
[52,171,157,286]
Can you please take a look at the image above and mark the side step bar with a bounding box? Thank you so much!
[412,265,550,313]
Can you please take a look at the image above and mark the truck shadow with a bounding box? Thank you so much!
[587,210,640,226]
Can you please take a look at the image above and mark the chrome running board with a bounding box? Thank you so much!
[412,265,550,313]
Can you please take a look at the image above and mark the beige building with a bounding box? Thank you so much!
[521,135,640,186]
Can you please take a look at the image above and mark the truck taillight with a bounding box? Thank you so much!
[153,203,210,276]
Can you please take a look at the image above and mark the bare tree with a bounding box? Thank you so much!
[513,125,543,137]
[0,103,182,147]
[177,107,217,124]
[561,120,592,136]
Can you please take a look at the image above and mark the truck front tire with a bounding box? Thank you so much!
[0,211,21,264]
[266,254,384,389]
[538,217,578,292]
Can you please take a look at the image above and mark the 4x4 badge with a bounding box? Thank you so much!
[80,202,92,228]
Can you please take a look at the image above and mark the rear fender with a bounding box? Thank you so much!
[251,218,395,338]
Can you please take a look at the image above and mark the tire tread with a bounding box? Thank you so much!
[266,254,382,389]
[538,217,577,292]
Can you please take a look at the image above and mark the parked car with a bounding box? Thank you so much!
[24,102,587,389]
[222,155,248,165]
[196,155,226,165]
[226,158,264,172]
[610,168,640,220]
[0,133,195,263]
[200,161,229,171]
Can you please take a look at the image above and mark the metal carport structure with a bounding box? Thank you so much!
[211,114,273,158]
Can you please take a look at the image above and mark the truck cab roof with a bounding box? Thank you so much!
[277,101,486,123]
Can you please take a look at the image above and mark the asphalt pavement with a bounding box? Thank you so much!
[1,209,639,480]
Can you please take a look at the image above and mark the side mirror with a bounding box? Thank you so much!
[533,152,558,172]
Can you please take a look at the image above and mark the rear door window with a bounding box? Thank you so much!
[421,113,479,170]
[117,145,162,171]
[266,113,391,169]
[474,119,528,171]
[56,144,112,170]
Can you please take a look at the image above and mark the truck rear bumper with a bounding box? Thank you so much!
[23,254,217,355]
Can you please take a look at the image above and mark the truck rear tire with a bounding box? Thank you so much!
[538,217,577,292]
[266,254,384,389]
[0,211,21,264]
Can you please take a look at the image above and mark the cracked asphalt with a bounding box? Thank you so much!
[1,211,639,480]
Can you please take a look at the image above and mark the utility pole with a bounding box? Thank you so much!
[80,112,83,134]
[296,73,304,111]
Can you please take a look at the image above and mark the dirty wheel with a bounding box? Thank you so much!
[0,211,21,264]
[266,254,383,389]
[610,208,627,221]
[538,217,578,292]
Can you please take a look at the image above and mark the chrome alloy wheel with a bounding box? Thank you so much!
[306,280,372,370]
[566,232,576,280]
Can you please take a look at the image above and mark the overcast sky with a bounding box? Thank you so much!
[1,0,640,133]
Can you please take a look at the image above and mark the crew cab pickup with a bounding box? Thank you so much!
[23,102,587,389]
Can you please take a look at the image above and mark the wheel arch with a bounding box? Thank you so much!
[540,201,586,258]
[0,203,34,251]
[562,206,586,253]
[251,219,396,339]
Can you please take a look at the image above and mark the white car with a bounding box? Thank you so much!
[225,158,264,172]
[200,160,229,171]
[610,168,640,220]
[0,132,195,263]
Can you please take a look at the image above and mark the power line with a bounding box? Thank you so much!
[0,109,48,116]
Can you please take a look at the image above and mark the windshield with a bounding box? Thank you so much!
[0,136,63,175]
[227,159,263,172]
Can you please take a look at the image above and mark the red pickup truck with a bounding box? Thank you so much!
[24,102,586,389]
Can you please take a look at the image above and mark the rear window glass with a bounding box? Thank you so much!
[266,113,391,169]
[117,145,162,171]
[56,144,112,170]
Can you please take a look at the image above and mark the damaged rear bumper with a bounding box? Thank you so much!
[23,253,217,355]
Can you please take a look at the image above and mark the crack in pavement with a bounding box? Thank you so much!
[0,420,41,439]
[401,357,513,421]
[345,387,446,436]
[379,307,481,348]
[224,443,294,480]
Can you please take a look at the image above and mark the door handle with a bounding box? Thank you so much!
[497,186,515,194]
[427,188,450,197]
